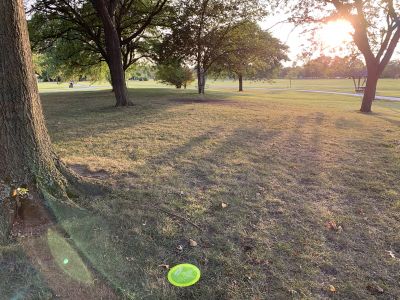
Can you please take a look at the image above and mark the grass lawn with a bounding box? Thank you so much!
[38,78,400,98]
[206,78,400,98]
[1,84,400,299]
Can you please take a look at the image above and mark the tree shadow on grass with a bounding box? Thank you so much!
[44,191,212,299]
[36,126,283,299]
[31,90,400,299]
[0,244,53,299]
[370,113,400,127]
[42,88,244,145]
[162,110,399,299]
[42,88,186,143]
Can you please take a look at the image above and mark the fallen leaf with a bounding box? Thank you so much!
[221,202,228,208]
[366,283,384,295]
[189,239,198,247]
[329,285,336,293]
[387,250,396,259]
[158,264,170,269]
[325,220,341,232]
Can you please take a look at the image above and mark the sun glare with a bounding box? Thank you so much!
[318,20,354,50]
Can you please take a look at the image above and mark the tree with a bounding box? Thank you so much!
[30,0,168,106]
[155,62,194,88]
[302,55,332,78]
[330,55,366,78]
[0,0,92,242]
[161,0,267,95]
[382,60,400,78]
[283,0,400,112]
[210,22,288,91]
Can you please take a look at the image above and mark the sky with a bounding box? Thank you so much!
[260,15,303,64]
[261,12,400,66]
[260,15,355,66]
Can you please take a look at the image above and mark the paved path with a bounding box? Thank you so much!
[296,89,400,102]
[213,86,400,102]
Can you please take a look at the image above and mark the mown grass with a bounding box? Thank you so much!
[1,84,400,299]
[38,78,400,98]
[206,78,400,97]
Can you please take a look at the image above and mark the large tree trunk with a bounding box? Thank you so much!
[0,0,66,187]
[197,66,202,94]
[360,62,379,113]
[0,0,71,243]
[0,0,103,244]
[197,67,206,95]
[238,74,243,92]
[92,0,131,107]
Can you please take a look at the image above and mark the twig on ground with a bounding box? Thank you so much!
[137,206,203,231]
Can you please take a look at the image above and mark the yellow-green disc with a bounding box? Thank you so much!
[167,264,201,287]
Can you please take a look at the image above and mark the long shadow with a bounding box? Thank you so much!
[45,125,284,299]
[320,129,400,298]
[33,88,400,298]
[0,244,53,299]
[33,106,400,299]
[370,113,400,126]
[139,125,286,298]
[42,88,239,144]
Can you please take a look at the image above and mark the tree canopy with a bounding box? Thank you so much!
[280,0,400,112]
[158,0,268,94]
[155,61,194,89]
[210,21,288,91]
[29,0,169,106]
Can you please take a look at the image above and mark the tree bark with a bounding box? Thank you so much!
[360,62,379,113]
[197,67,206,95]
[197,66,202,94]
[0,0,66,187]
[238,74,243,92]
[0,0,72,242]
[92,0,131,107]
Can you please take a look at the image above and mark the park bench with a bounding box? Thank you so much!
[351,70,367,94]
[355,86,366,93]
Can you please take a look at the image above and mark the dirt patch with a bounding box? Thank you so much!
[11,189,54,237]
[170,98,239,105]
[69,164,110,180]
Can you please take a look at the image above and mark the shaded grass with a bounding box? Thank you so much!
[2,85,400,299]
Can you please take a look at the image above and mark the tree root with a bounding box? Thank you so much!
[137,205,203,231]
[53,155,111,197]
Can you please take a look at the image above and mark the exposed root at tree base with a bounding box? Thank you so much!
[54,156,111,197]
[11,188,54,238]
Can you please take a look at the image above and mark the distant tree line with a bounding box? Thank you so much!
[280,56,400,79]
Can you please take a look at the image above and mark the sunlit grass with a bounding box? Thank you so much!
[38,78,400,98]
[2,83,400,299]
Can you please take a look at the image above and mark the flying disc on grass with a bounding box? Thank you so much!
[167,264,201,287]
